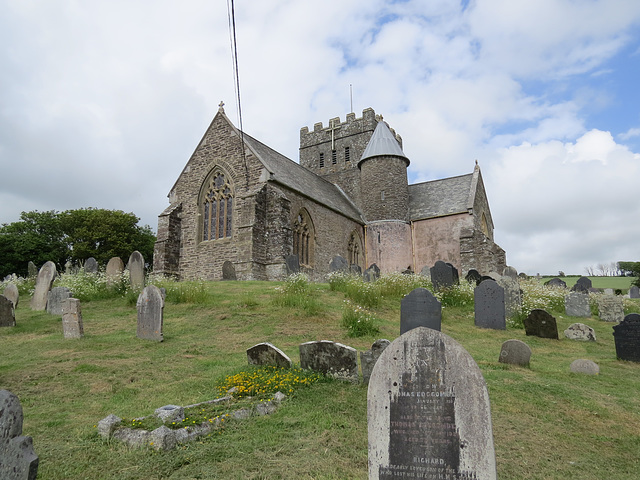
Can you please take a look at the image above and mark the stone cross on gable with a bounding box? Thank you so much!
[328,118,341,150]
[218,101,225,113]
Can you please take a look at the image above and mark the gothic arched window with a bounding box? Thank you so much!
[201,171,233,241]
[293,209,314,266]
[348,231,362,267]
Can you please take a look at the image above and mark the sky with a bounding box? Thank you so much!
[1,0,640,276]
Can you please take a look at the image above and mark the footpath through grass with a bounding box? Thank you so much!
[1,278,640,479]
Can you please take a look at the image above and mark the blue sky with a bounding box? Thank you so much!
[1,0,639,275]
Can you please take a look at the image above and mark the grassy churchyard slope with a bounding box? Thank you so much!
[1,276,640,479]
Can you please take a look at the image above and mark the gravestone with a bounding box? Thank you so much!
[64,260,73,274]
[465,269,482,285]
[430,260,458,290]
[630,285,640,299]
[368,327,496,479]
[46,286,72,315]
[360,339,390,385]
[329,255,348,272]
[299,340,358,381]
[364,264,380,282]
[604,288,614,295]
[30,261,57,311]
[400,288,442,334]
[221,260,237,280]
[524,309,558,339]
[84,257,98,274]
[3,284,19,308]
[498,339,531,366]
[545,277,567,288]
[564,323,596,341]
[0,295,16,327]
[478,275,495,284]
[474,280,506,330]
[570,282,589,293]
[497,276,521,319]
[246,342,292,368]
[136,285,164,341]
[575,276,592,290]
[446,263,460,284]
[0,390,39,480]
[565,292,591,317]
[597,295,624,323]
[61,298,84,339]
[27,261,37,278]
[502,266,518,280]
[570,359,599,375]
[284,255,300,275]
[613,313,640,362]
[128,251,145,289]
[105,257,125,285]
[419,265,430,277]
[350,264,362,276]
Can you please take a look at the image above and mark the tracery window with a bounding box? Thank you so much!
[480,213,489,237]
[293,209,314,266]
[202,171,233,241]
[348,231,362,267]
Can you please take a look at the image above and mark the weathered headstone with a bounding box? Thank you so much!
[246,342,292,368]
[498,339,531,367]
[0,295,16,327]
[524,309,559,339]
[284,255,300,275]
[474,279,506,330]
[329,255,348,272]
[46,286,72,315]
[400,288,442,334]
[598,295,624,323]
[364,264,380,282]
[430,260,458,291]
[105,257,125,285]
[350,264,362,276]
[27,261,37,278]
[368,327,496,479]
[0,390,39,480]
[299,340,358,381]
[3,284,19,308]
[465,269,482,285]
[545,277,567,288]
[502,266,518,280]
[29,261,57,311]
[221,260,237,280]
[565,292,591,317]
[136,285,164,341]
[604,288,614,295]
[570,359,599,375]
[61,298,84,339]
[128,251,145,289]
[64,260,73,274]
[84,257,98,274]
[564,323,596,341]
[360,339,391,385]
[613,313,640,362]
[630,285,640,299]
[497,275,521,319]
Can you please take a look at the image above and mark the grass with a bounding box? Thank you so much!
[539,276,637,291]
[1,278,640,479]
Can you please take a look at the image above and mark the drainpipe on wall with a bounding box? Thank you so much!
[410,221,416,273]
[363,225,368,270]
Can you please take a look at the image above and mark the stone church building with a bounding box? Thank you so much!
[153,103,506,281]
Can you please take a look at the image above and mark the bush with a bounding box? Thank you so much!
[341,300,381,337]
[273,273,321,315]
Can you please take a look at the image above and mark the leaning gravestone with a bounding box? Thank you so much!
[565,291,591,317]
[474,280,506,330]
[630,285,640,299]
[329,255,348,273]
[524,309,559,339]
[136,285,164,341]
[27,261,38,278]
[360,339,390,385]
[598,295,624,323]
[46,286,72,315]
[430,260,458,291]
[30,261,57,311]
[61,298,84,339]
[400,288,442,334]
[299,340,358,381]
[0,390,39,480]
[498,339,531,367]
[368,327,496,479]
[222,260,237,280]
[246,342,292,368]
[0,295,16,327]
[84,257,98,274]
[497,275,521,319]
[284,255,300,275]
[128,251,145,289]
[3,284,19,308]
[613,313,640,362]
[105,257,125,285]
[564,323,596,341]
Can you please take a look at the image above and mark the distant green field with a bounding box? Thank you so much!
[539,276,637,291]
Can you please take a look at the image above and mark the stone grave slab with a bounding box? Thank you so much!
[570,359,599,375]
[0,295,16,327]
[400,288,441,334]
[564,323,596,342]
[598,295,624,323]
[61,298,84,339]
[498,339,531,367]
[0,390,39,480]
[47,286,72,315]
[368,327,496,480]
[3,284,19,308]
[246,342,292,368]
[136,285,164,341]
[430,260,458,290]
[106,257,124,285]
[299,340,358,381]
[30,261,56,311]
[84,257,98,274]
[630,285,640,299]
[565,291,591,317]
[284,255,300,275]
[360,339,390,385]
[524,309,558,339]
[128,251,145,289]
[613,313,640,362]
[474,279,506,330]
[222,260,237,280]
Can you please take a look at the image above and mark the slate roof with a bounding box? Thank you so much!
[359,121,409,164]
[408,173,473,221]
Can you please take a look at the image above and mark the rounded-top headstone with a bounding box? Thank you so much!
[3,283,19,308]
[29,261,57,311]
[84,257,98,274]
[0,389,23,440]
[105,257,125,285]
[570,359,599,375]
[246,342,292,368]
[502,266,518,280]
[499,339,531,366]
[545,277,567,288]
[128,251,145,289]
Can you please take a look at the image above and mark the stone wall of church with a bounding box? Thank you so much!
[153,203,182,277]
[470,171,495,241]
[364,221,413,273]
[412,214,470,273]
[459,227,506,276]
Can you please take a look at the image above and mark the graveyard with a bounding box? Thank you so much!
[1,272,640,479]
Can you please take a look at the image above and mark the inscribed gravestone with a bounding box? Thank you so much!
[446,263,460,284]
[570,359,599,375]
[128,251,145,289]
[565,292,591,317]
[61,298,84,339]
[106,257,124,285]
[498,339,531,366]
[329,255,348,272]
[246,342,292,368]
[222,260,237,280]
[630,285,640,299]
[524,309,559,339]
[0,295,16,327]
[0,390,39,480]
[84,257,98,274]
[47,286,72,315]
[364,264,380,282]
[575,276,592,290]
[497,276,521,319]
[368,327,496,480]
[400,288,442,334]
[299,340,358,381]
[474,280,506,330]
[545,277,567,288]
[360,339,390,385]
[430,260,458,291]
[598,295,624,323]
[285,255,300,275]
[3,284,19,308]
[613,313,640,362]
[564,323,596,341]
[30,261,56,311]
[136,285,164,341]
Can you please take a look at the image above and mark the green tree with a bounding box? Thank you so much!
[618,262,640,287]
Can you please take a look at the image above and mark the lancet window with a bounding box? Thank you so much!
[348,231,362,267]
[202,171,233,241]
[293,209,314,266]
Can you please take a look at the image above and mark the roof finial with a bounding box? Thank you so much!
[218,101,225,113]
[475,159,478,165]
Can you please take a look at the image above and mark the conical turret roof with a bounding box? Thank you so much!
[359,120,409,165]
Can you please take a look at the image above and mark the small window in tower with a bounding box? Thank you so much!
[381,190,385,201]
[319,153,325,168]
[345,146,350,161]
[331,150,337,164]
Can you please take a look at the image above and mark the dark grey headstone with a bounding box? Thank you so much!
[106,257,124,285]
[136,285,164,341]
[474,280,506,330]
[128,251,145,289]
[222,260,237,280]
[61,298,84,339]
[598,295,624,323]
[360,339,390,385]
[570,359,599,375]
[446,263,460,284]
[630,285,640,299]
[368,327,496,479]
[478,275,495,284]
[575,276,593,290]
[545,277,567,289]
[430,260,458,291]
[400,288,442,334]
[3,284,19,309]
[27,262,37,278]
[84,257,98,274]
[524,309,559,339]
[571,282,589,293]
[465,269,482,285]
[364,264,380,282]
[284,255,300,275]
[329,255,349,273]
[246,342,292,368]
[0,295,16,327]
[0,390,39,480]
[46,286,72,315]
[565,292,591,317]
[498,339,531,366]
[299,340,358,381]
[564,323,596,342]
[613,313,640,362]
[350,264,362,276]
[30,261,56,311]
